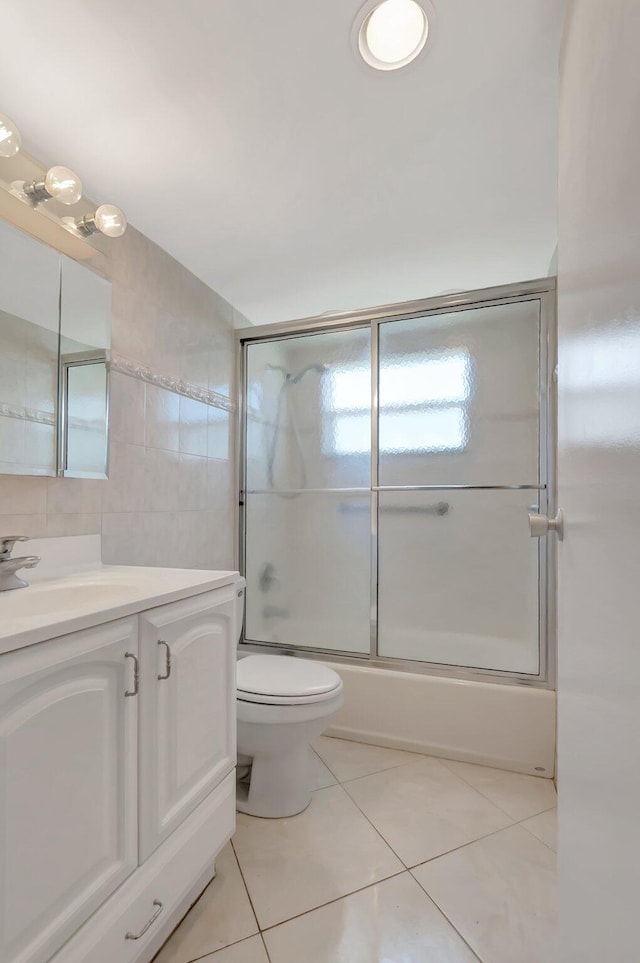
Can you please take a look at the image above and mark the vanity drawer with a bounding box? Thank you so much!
[51,771,235,963]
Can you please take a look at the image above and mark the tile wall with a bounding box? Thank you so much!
[0,225,247,570]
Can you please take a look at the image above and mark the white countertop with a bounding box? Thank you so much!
[0,563,240,656]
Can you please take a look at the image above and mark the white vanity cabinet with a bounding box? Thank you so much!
[0,618,139,963]
[0,578,237,963]
[139,590,236,860]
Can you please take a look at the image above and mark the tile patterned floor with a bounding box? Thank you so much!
[153,738,557,963]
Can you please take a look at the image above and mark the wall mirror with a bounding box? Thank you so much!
[0,218,111,478]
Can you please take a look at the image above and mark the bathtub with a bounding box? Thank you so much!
[322,660,556,778]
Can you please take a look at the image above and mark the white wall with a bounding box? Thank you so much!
[557,3,640,960]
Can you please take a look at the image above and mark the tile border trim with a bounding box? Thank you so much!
[0,402,57,426]
[109,351,236,412]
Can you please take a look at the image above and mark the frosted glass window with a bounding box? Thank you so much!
[380,352,471,406]
[380,406,468,454]
[329,407,468,456]
[332,413,370,455]
[329,351,470,412]
[325,351,471,455]
[329,367,370,411]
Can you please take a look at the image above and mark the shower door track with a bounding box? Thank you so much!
[237,277,557,690]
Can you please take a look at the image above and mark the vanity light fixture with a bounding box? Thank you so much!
[23,165,83,205]
[0,113,21,158]
[356,0,430,71]
[71,203,128,238]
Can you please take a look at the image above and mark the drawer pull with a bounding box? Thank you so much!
[158,640,172,681]
[125,899,163,940]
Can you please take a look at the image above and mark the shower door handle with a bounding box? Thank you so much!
[528,510,564,540]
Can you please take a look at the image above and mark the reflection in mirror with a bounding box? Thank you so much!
[0,220,60,475]
[59,255,111,477]
[60,354,108,477]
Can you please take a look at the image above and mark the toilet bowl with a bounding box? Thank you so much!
[236,653,344,817]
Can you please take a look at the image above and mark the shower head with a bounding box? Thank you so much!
[267,362,330,384]
[288,362,330,384]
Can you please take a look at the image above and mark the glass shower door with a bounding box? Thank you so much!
[376,299,544,674]
[243,326,372,654]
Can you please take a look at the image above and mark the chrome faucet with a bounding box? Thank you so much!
[0,536,41,591]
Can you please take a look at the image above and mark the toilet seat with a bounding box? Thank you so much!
[237,655,342,706]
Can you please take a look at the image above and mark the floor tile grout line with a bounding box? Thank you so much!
[229,838,262,940]
[314,748,427,787]
[516,806,558,852]
[338,758,432,785]
[151,860,226,963]
[308,746,340,788]
[330,780,410,866]
[258,867,408,934]
[438,757,558,822]
[186,932,262,962]
[406,821,531,872]
[259,931,273,962]
[236,780,408,932]
[410,872,484,963]
[517,804,558,821]
[432,759,530,820]
[320,744,558,819]
[337,765,525,871]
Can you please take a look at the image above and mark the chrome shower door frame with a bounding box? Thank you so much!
[237,277,557,689]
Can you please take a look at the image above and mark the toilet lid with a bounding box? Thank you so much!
[237,655,341,699]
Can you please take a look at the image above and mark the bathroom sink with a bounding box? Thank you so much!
[7,581,136,618]
[0,561,238,654]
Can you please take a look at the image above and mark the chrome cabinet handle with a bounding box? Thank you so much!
[125,899,163,940]
[528,510,564,540]
[157,640,171,681]
[124,652,139,696]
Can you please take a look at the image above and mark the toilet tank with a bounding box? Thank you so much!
[235,577,246,644]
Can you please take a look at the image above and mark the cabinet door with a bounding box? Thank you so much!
[0,619,138,963]
[139,589,236,861]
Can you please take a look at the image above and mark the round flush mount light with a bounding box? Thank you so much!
[356,0,430,71]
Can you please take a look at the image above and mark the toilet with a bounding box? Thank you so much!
[234,583,344,817]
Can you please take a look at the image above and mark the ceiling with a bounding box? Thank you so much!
[0,1,564,324]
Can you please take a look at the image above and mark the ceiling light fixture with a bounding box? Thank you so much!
[71,203,128,238]
[356,0,430,71]
[0,113,22,158]
[23,165,83,205]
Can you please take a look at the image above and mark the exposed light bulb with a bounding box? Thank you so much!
[93,204,127,238]
[23,165,83,205]
[44,165,83,204]
[72,203,128,239]
[0,113,21,158]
